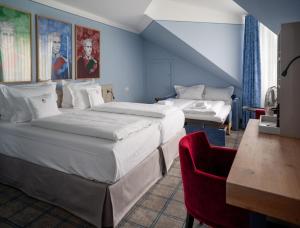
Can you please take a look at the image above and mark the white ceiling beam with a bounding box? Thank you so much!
[145,0,246,24]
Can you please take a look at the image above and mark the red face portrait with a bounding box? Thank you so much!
[75,25,100,79]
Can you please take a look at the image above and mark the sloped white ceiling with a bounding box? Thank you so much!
[32,0,246,33]
[145,0,246,24]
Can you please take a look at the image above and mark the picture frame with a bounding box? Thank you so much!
[75,25,100,79]
[0,4,32,83]
[36,15,72,81]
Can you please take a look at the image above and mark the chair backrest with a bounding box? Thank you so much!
[179,131,249,228]
[179,131,211,172]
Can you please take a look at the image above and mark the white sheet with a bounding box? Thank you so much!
[0,119,161,184]
[184,104,231,123]
[92,102,179,118]
[32,111,152,141]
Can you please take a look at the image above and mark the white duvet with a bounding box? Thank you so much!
[91,102,179,118]
[31,110,152,141]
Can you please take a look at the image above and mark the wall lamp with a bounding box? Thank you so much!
[281,55,300,77]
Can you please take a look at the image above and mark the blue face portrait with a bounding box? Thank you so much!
[37,17,72,80]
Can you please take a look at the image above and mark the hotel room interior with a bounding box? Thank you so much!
[0,0,299,227]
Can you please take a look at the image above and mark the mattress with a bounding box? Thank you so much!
[0,120,161,184]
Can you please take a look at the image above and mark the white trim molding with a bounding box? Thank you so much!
[31,0,139,33]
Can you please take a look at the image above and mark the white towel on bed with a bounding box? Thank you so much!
[31,111,152,141]
[193,101,211,109]
[157,100,174,106]
[183,100,225,115]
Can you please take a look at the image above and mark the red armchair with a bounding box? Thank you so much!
[179,131,249,228]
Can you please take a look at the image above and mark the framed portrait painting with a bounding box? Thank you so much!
[0,5,31,83]
[36,16,72,81]
[75,25,100,79]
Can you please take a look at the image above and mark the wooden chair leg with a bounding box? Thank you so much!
[185,213,194,228]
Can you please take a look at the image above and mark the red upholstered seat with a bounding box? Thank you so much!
[179,131,249,228]
[255,109,266,119]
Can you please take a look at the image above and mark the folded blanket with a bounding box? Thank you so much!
[92,102,179,118]
[183,101,225,115]
[157,100,174,106]
[31,110,152,141]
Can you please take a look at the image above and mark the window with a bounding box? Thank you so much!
[259,23,278,106]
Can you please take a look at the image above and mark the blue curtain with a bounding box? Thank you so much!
[242,15,261,128]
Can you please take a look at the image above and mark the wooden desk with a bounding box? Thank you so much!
[226,119,300,225]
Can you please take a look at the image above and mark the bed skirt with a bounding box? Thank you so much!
[0,149,163,227]
[159,128,186,174]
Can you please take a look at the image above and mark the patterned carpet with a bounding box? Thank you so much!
[0,131,243,228]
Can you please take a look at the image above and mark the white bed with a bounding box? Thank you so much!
[0,83,186,227]
[0,105,185,183]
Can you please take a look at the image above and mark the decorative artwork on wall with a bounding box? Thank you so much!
[0,5,31,83]
[75,25,100,79]
[36,16,72,81]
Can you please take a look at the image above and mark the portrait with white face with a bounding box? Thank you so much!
[83,39,93,57]
[75,25,100,79]
[37,16,72,81]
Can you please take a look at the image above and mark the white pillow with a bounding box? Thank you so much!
[4,87,32,122]
[62,81,95,108]
[13,81,55,88]
[174,84,205,100]
[27,93,61,119]
[10,83,57,101]
[204,86,234,102]
[86,86,104,108]
[69,84,100,109]
[0,86,32,122]
[0,85,14,121]
[0,83,58,122]
[10,96,32,122]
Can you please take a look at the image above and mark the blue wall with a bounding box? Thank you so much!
[143,40,242,103]
[1,0,246,104]
[0,0,145,102]
[158,21,244,84]
[142,21,243,103]
[234,0,300,34]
